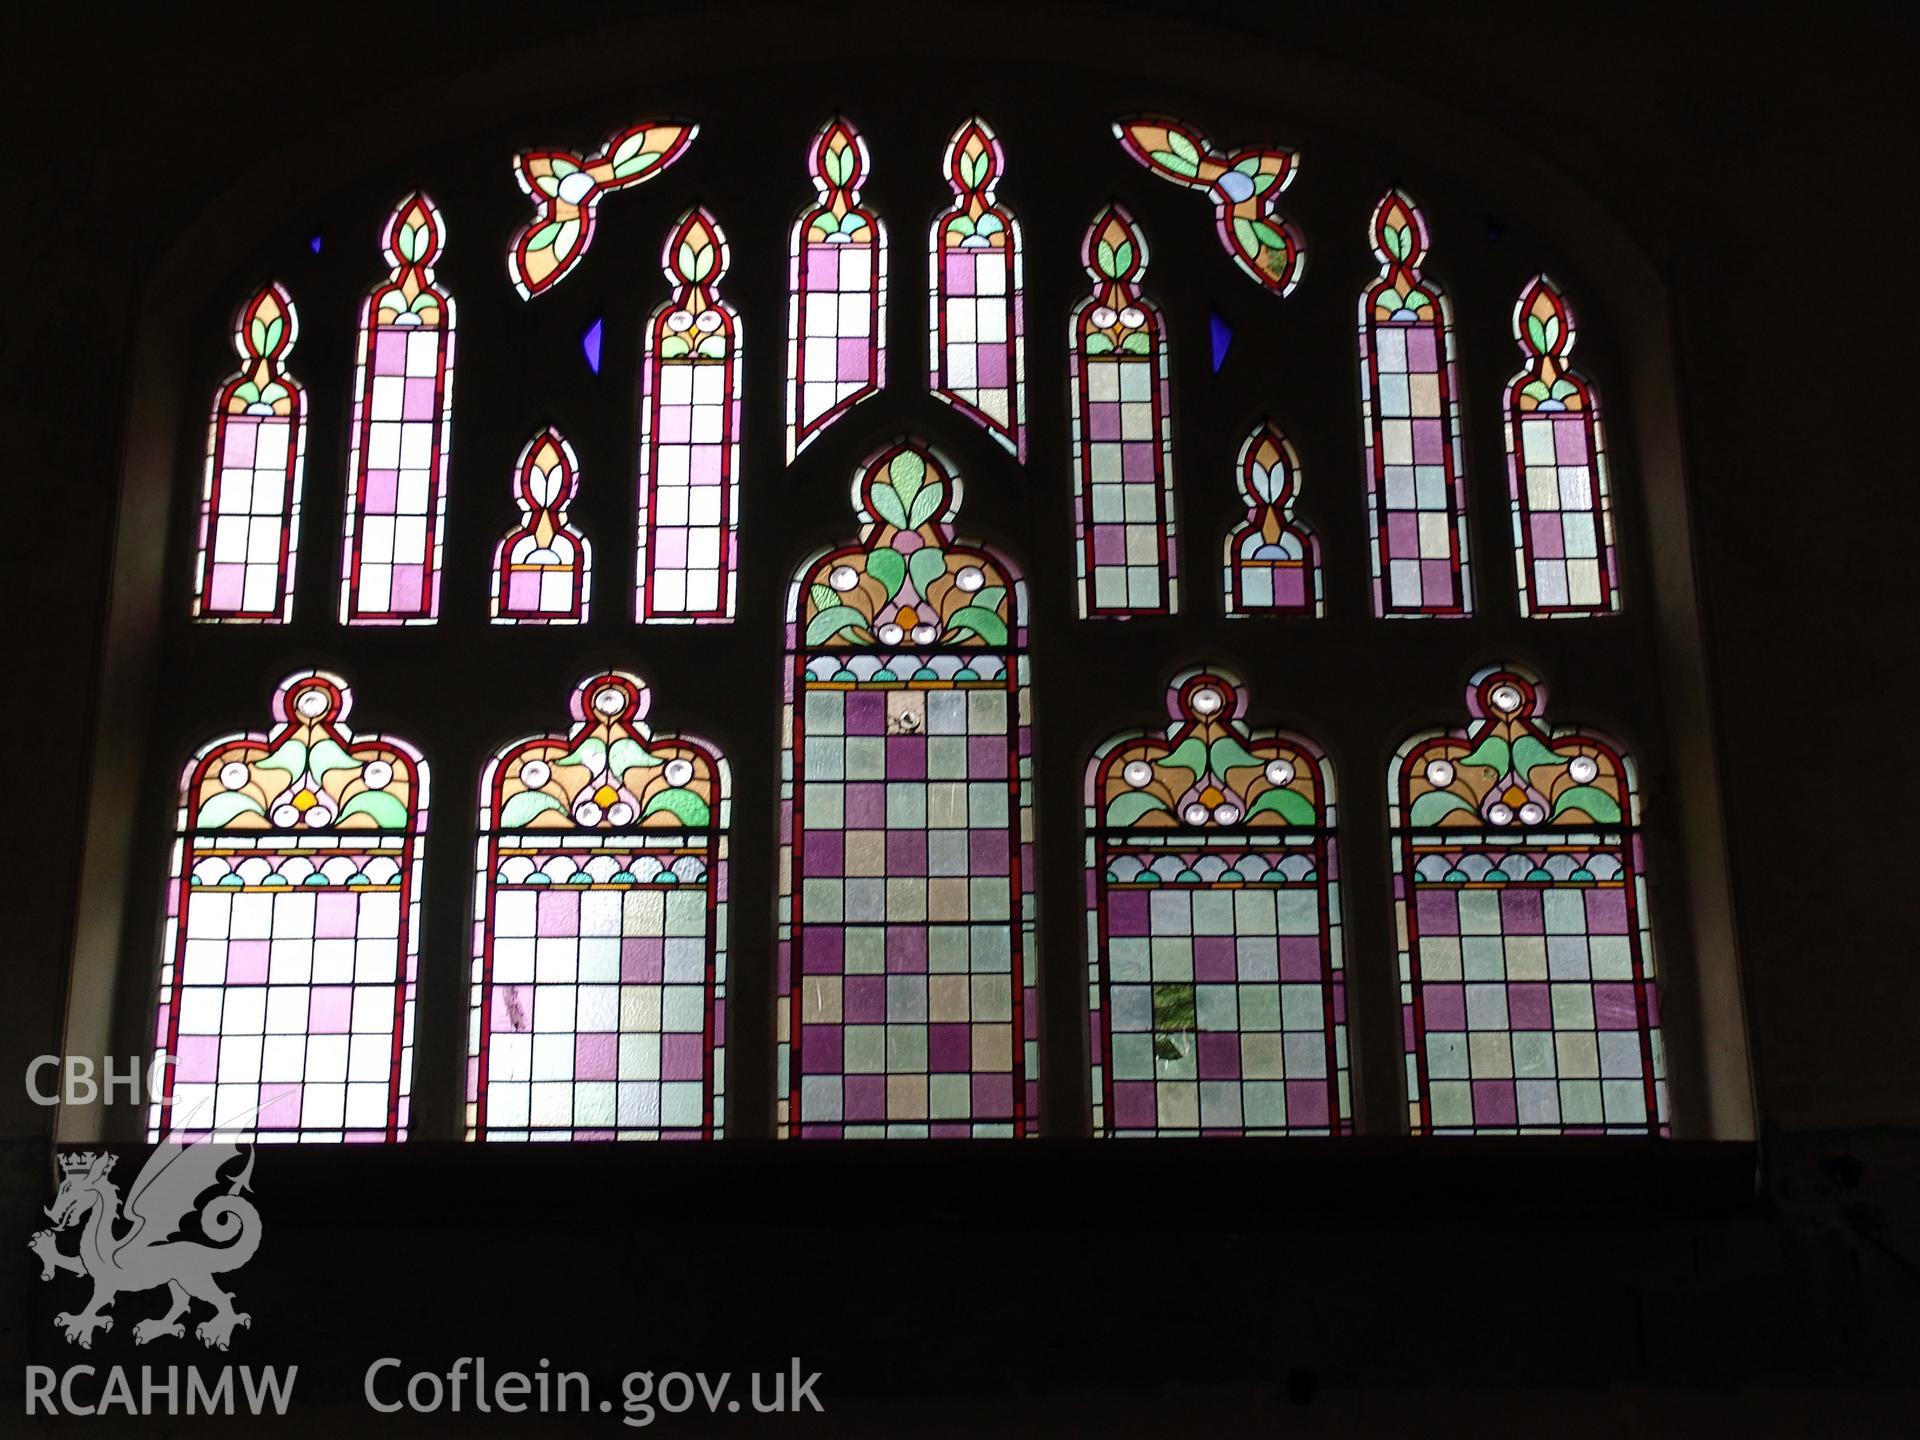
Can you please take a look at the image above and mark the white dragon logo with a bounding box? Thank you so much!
[30,1140,260,1350]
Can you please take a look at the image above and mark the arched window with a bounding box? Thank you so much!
[1505,277,1620,617]
[340,194,455,625]
[636,206,743,623]
[469,672,728,1141]
[1222,419,1320,616]
[191,284,306,623]
[929,116,1026,458]
[490,426,591,624]
[777,441,1036,1138]
[70,54,1748,1155]
[1390,666,1663,1134]
[1069,205,1177,617]
[1358,189,1472,618]
[1087,671,1346,1136]
[150,673,426,1142]
[786,117,886,459]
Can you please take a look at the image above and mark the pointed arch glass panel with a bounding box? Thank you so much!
[929,116,1025,458]
[490,426,590,624]
[777,440,1037,1137]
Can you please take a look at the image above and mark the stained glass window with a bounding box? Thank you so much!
[507,121,698,299]
[1223,420,1320,617]
[1390,666,1664,1134]
[1506,276,1621,617]
[1359,189,1472,618]
[637,207,742,623]
[191,284,306,623]
[150,673,427,1143]
[468,672,728,1141]
[1114,116,1304,296]
[1087,671,1347,1136]
[786,117,887,459]
[929,117,1025,458]
[777,441,1036,1138]
[1069,205,1178,618]
[340,194,455,625]
[491,426,590,624]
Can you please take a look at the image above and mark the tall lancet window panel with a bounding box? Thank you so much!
[1359,190,1472,618]
[1391,666,1664,1135]
[149,673,428,1143]
[637,207,743,623]
[1087,672,1348,1137]
[1069,206,1177,618]
[929,116,1026,458]
[777,441,1037,1138]
[191,284,306,623]
[341,194,456,625]
[1506,276,1621,617]
[1223,419,1321,617]
[469,673,729,1141]
[491,426,591,624]
[786,118,886,459]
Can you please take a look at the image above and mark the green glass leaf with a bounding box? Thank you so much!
[1409,790,1477,827]
[195,792,265,829]
[1085,334,1114,355]
[1096,239,1118,277]
[256,738,307,778]
[499,790,565,828]
[526,221,564,253]
[695,335,727,359]
[550,157,579,178]
[306,738,359,777]
[808,581,837,612]
[866,547,906,599]
[1208,734,1263,775]
[1166,129,1200,166]
[1512,735,1563,778]
[973,215,1003,237]
[261,316,284,354]
[1233,215,1260,256]
[609,737,662,776]
[907,545,948,599]
[1119,332,1151,354]
[1251,219,1288,250]
[1551,785,1621,824]
[805,605,869,645]
[660,337,691,359]
[643,788,711,827]
[609,152,660,180]
[946,215,976,238]
[338,790,409,829]
[868,481,910,529]
[677,241,700,280]
[558,736,608,774]
[1246,786,1316,826]
[1113,240,1135,275]
[1104,791,1166,827]
[1459,734,1510,775]
[945,605,1007,645]
[1251,173,1276,195]
[905,478,946,529]
[1526,313,1550,352]
[1150,149,1199,178]
[1162,736,1208,777]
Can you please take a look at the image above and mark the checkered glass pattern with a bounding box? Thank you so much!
[936,249,1017,439]
[1366,321,1468,614]
[472,858,722,1141]
[795,242,878,440]
[1094,859,1347,1136]
[641,362,734,619]
[155,843,415,1142]
[1403,868,1664,1133]
[203,415,297,617]
[782,679,1035,1137]
[344,326,448,622]
[1077,354,1172,614]
[1515,411,1611,613]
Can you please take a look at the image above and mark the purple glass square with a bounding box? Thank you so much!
[927,1024,971,1072]
[1471,1080,1518,1126]
[1413,889,1459,936]
[843,1075,886,1121]
[1585,888,1630,934]
[971,1073,1013,1118]
[536,891,580,937]
[1286,1080,1331,1128]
